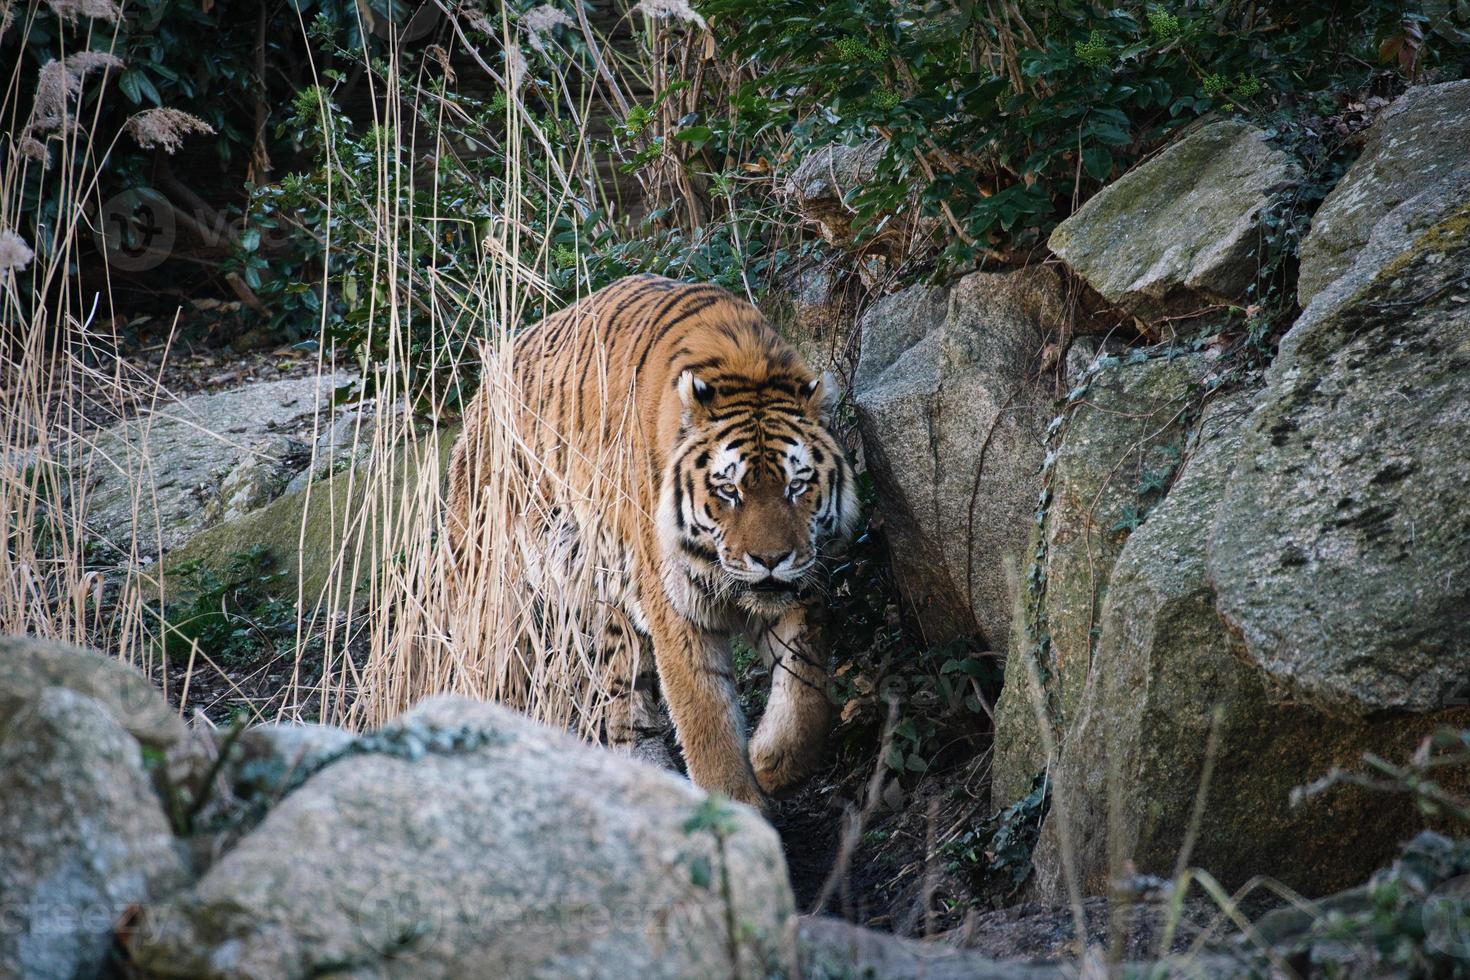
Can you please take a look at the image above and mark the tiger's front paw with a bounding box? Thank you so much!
[711,773,770,814]
[691,758,770,811]
[750,740,809,799]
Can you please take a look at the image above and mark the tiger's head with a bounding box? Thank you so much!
[659,368,858,618]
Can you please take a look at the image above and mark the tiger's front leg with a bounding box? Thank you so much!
[749,603,832,797]
[648,603,765,809]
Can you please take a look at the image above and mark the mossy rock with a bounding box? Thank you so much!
[1048,119,1295,323]
[160,425,459,614]
[1297,80,1470,304]
[1208,201,1470,714]
[1033,394,1470,899]
[990,353,1208,810]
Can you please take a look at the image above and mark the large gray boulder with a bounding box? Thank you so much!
[1207,201,1470,715]
[1291,164,1470,345]
[79,375,347,556]
[853,267,1061,648]
[129,695,794,979]
[1048,120,1295,322]
[782,142,886,248]
[1297,80,1470,304]
[0,634,184,748]
[1031,395,1466,900]
[1,685,188,980]
[990,354,1209,809]
[161,424,457,613]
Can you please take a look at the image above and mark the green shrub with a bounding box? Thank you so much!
[695,0,1470,273]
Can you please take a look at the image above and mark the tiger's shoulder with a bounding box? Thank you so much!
[516,276,816,443]
[527,275,797,374]
[642,276,811,382]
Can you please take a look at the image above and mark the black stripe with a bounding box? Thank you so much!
[680,539,719,564]
[672,463,685,527]
[675,356,725,376]
[634,292,725,378]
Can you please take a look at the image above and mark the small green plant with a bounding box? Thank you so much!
[1305,831,1470,976]
[944,771,1050,906]
[1112,439,1184,534]
[681,795,744,976]
[731,635,771,718]
[161,546,294,668]
[1147,10,1182,43]
[1074,30,1112,69]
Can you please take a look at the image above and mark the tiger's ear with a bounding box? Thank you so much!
[677,370,717,419]
[801,372,838,420]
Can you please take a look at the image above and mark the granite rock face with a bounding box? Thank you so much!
[1048,120,1295,321]
[990,353,1209,809]
[161,423,458,613]
[763,262,856,375]
[792,916,1061,980]
[1,682,187,980]
[1290,164,1470,345]
[1297,80,1470,304]
[1208,202,1470,715]
[130,695,795,979]
[78,375,346,555]
[0,634,184,749]
[853,267,1061,648]
[1030,395,1467,900]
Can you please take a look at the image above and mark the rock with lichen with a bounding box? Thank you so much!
[1030,393,1469,900]
[1208,201,1470,715]
[78,375,346,557]
[1048,119,1295,322]
[0,634,184,749]
[1,642,189,980]
[1297,79,1470,305]
[128,695,794,979]
[990,353,1210,811]
[853,267,1062,649]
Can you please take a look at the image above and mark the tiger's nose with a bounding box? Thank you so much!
[749,551,792,572]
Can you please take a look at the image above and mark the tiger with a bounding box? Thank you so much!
[447,274,858,808]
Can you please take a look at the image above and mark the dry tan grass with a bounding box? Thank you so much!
[265,6,667,741]
[1,1,667,743]
[0,12,151,662]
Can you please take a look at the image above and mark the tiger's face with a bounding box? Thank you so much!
[659,369,858,618]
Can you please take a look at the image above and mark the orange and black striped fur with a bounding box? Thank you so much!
[447,274,858,807]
